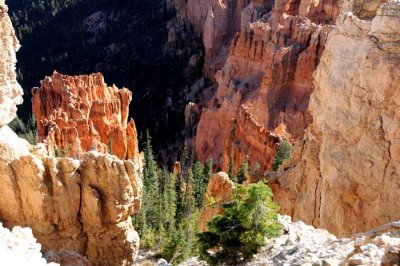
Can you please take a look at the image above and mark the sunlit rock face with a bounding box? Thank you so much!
[0,0,23,127]
[271,0,400,236]
[32,72,140,162]
[198,172,235,232]
[0,2,143,265]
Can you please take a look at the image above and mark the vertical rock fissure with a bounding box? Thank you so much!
[312,174,322,226]
[76,171,89,257]
[9,164,27,224]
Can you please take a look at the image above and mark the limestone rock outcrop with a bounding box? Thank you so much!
[182,216,400,266]
[198,172,235,232]
[195,0,336,174]
[0,2,143,265]
[271,0,400,236]
[0,148,142,266]
[32,72,139,161]
[0,223,58,266]
[0,0,23,128]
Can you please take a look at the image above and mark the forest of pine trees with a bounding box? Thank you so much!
[132,131,213,264]
[132,131,285,265]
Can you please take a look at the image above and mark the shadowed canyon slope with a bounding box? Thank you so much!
[193,0,337,175]
[0,1,143,265]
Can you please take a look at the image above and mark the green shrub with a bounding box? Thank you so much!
[197,182,282,265]
[272,139,292,171]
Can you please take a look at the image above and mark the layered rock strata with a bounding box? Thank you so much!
[195,0,337,174]
[32,72,139,161]
[271,0,400,236]
[0,2,143,265]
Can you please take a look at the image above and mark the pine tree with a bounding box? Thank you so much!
[176,146,191,222]
[228,153,237,183]
[192,161,205,208]
[197,182,282,265]
[272,139,292,171]
[142,131,161,228]
[203,159,213,189]
[163,172,177,235]
[184,167,195,215]
[237,156,249,184]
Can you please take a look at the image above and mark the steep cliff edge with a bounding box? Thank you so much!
[195,0,337,174]
[32,72,140,161]
[271,0,400,236]
[0,1,143,265]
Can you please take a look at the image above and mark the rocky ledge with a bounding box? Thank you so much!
[180,215,400,266]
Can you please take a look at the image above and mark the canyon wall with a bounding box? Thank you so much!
[172,0,274,78]
[188,0,400,237]
[32,72,140,161]
[195,0,337,174]
[271,0,400,236]
[0,2,143,265]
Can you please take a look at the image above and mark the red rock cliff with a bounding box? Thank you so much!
[195,0,337,175]
[32,72,139,161]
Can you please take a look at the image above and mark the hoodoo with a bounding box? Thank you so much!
[0,1,143,265]
[32,72,139,161]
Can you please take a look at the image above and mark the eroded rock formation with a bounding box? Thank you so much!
[0,223,57,266]
[0,0,23,128]
[271,0,400,236]
[195,0,336,174]
[199,172,235,232]
[172,0,274,78]
[32,72,139,161]
[0,2,143,265]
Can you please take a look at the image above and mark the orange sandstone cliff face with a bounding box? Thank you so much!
[199,172,235,232]
[271,0,400,236]
[32,72,139,161]
[0,2,143,265]
[186,0,400,237]
[195,0,337,174]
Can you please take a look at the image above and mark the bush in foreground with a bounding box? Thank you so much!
[197,181,282,265]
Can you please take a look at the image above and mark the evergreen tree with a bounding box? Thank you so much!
[237,156,249,184]
[131,132,214,264]
[272,139,292,171]
[197,182,282,265]
[142,131,161,229]
[228,153,237,183]
[203,159,213,188]
[192,161,205,209]
[163,172,177,235]
[184,167,195,215]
